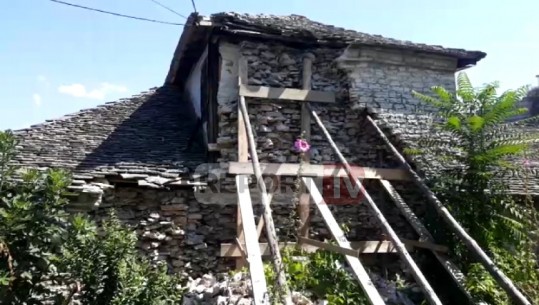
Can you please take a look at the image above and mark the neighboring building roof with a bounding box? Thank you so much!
[11,85,205,184]
[375,112,539,195]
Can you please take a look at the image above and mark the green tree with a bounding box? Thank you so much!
[411,72,539,304]
[0,130,72,304]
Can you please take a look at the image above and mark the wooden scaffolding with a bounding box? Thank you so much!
[220,55,532,305]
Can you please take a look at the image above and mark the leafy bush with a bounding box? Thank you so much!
[0,130,185,304]
[62,213,185,305]
[412,72,539,304]
[0,130,72,304]
[265,246,369,305]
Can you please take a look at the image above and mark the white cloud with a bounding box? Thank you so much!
[57,82,128,100]
[32,93,42,107]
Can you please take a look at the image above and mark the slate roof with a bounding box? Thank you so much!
[210,12,486,68]
[11,85,206,183]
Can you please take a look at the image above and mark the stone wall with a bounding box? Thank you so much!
[214,40,420,250]
[88,185,236,277]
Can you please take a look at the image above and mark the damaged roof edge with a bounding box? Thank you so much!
[164,13,206,85]
[165,12,487,86]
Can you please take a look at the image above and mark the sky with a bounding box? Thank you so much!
[1,0,538,130]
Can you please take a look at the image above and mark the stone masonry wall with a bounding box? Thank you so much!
[89,185,236,277]
[214,40,419,255]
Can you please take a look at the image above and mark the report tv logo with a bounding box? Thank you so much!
[321,164,366,205]
[192,163,367,205]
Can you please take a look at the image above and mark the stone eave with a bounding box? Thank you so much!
[164,13,214,87]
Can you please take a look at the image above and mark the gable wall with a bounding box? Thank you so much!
[213,40,421,251]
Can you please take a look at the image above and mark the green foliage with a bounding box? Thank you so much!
[265,246,369,305]
[412,72,539,304]
[0,130,185,304]
[61,213,185,305]
[0,130,72,304]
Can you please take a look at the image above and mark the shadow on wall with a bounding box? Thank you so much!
[75,85,206,174]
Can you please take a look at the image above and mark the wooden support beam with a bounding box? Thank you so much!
[239,78,293,305]
[229,162,410,181]
[239,84,335,103]
[307,105,442,305]
[235,56,249,270]
[221,239,420,257]
[366,114,532,305]
[236,175,269,304]
[379,179,473,303]
[302,177,385,305]
[298,53,314,241]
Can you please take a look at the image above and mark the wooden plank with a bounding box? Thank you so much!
[379,179,474,303]
[239,84,335,103]
[298,236,359,257]
[221,240,414,257]
[307,105,442,305]
[229,162,410,181]
[239,88,293,305]
[236,56,249,270]
[302,177,386,305]
[236,175,269,305]
[298,54,314,240]
[366,115,531,305]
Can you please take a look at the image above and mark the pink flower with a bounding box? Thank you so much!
[294,138,310,153]
[523,159,531,167]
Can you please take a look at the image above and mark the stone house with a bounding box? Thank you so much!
[11,12,538,286]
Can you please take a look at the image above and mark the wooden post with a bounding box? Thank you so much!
[366,115,532,305]
[235,56,249,270]
[236,175,270,305]
[298,53,315,240]
[238,58,293,305]
[307,105,443,305]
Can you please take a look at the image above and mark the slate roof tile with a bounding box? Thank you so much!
[11,85,205,180]
[211,12,486,64]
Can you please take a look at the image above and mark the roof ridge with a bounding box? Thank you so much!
[209,11,486,67]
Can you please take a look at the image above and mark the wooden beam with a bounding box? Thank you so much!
[239,84,335,103]
[236,56,249,270]
[221,239,415,257]
[239,80,293,305]
[298,53,314,240]
[379,179,473,303]
[229,162,410,181]
[235,175,269,304]
[366,115,532,305]
[307,106,442,305]
[302,177,385,305]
